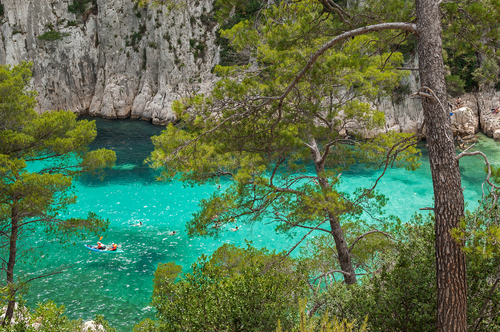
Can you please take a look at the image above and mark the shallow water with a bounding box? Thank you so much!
[20,117,500,331]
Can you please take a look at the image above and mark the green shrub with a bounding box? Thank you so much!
[443,46,479,92]
[0,301,116,331]
[213,0,266,66]
[277,299,368,332]
[138,244,307,332]
[445,75,466,97]
[68,0,94,16]
[37,31,71,41]
[66,20,78,27]
[472,58,499,88]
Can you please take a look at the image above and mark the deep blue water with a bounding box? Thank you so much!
[19,116,500,331]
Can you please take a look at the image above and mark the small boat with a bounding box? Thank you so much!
[84,244,124,253]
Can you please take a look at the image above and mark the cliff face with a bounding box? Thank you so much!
[0,0,218,125]
[1,0,500,137]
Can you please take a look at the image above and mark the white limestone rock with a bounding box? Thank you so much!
[451,107,478,135]
[0,0,218,124]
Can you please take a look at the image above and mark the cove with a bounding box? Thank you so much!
[19,116,500,331]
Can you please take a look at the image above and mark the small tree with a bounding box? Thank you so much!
[138,244,307,332]
[0,62,116,325]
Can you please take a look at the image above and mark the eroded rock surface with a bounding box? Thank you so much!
[0,0,218,124]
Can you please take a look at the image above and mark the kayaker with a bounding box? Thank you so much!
[109,243,118,251]
[97,241,106,250]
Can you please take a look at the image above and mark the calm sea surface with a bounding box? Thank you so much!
[20,116,500,331]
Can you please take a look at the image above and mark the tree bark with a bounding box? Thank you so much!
[2,205,19,327]
[327,214,357,284]
[310,138,357,284]
[415,0,468,330]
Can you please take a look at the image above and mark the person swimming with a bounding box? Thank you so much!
[168,231,177,235]
[230,226,240,232]
[132,221,143,227]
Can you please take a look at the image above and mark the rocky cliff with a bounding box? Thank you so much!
[1,0,500,137]
[0,0,218,125]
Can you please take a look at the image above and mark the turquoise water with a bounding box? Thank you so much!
[20,117,500,331]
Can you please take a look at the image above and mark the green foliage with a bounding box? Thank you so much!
[472,58,500,88]
[67,0,95,16]
[441,0,500,92]
[0,301,115,331]
[450,200,500,330]
[140,244,307,331]
[452,166,500,259]
[445,74,466,97]
[308,215,500,332]
[277,299,368,332]
[66,20,78,27]
[213,0,266,66]
[392,82,412,103]
[303,216,435,332]
[37,31,70,41]
[0,62,116,320]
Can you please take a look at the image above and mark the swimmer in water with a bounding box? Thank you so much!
[132,221,143,227]
[230,226,240,232]
[168,231,177,235]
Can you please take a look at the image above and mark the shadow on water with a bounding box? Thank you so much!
[78,116,165,186]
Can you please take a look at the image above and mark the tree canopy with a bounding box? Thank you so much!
[138,244,308,332]
[148,0,421,285]
[0,62,116,325]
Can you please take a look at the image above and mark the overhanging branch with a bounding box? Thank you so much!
[348,230,396,252]
[257,22,417,105]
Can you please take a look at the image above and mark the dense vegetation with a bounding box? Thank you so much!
[67,0,97,16]
[135,215,500,331]
[0,63,115,326]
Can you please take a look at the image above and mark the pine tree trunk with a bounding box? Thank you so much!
[2,206,19,327]
[328,214,357,284]
[310,138,357,284]
[415,0,468,330]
